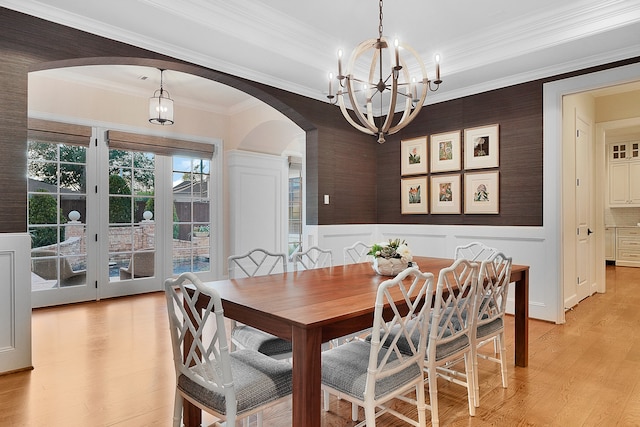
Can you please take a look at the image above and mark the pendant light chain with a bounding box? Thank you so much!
[378,0,384,39]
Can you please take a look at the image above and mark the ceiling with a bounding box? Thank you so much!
[5,0,640,111]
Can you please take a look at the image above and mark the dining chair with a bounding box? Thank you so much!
[292,246,333,271]
[227,249,292,360]
[454,241,498,262]
[164,272,293,427]
[343,241,372,264]
[426,258,479,426]
[321,267,434,426]
[471,251,512,406]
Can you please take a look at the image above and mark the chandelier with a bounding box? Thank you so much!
[149,69,174,125]
[327,0,441,143]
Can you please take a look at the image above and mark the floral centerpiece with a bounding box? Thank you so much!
[368,239,414,276]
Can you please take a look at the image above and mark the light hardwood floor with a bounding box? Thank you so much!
[1,265,640,426]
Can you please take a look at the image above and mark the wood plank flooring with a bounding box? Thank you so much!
[1,265,639,426]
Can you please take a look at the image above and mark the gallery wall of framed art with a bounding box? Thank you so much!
[399,124,500,216]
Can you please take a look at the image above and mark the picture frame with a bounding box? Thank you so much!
[464,124,499,169]
[430,174,461,214]
[430,130,461,173]
[401,177,428,214]
[401,136,428,176]
[464,171,499,214]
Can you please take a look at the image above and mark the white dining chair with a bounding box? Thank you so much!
[228,249,292,360]
[292,246,333,271]
[164,272,293,427]
[472,251,512,406]
[343,241,372,264]
[321,267,434,426]
[427,258,479,426]
[454,241,498,262]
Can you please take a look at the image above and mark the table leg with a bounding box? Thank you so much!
[291,325,322,427]
[514,267,529,367]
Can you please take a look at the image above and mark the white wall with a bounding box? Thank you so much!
[309,224,550,320]
[0,234,32,374]
[227,150,288,263]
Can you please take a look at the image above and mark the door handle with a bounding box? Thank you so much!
[587,228,593,235]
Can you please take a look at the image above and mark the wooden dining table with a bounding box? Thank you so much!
[185,256,529,427]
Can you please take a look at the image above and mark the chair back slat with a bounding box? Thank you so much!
[429,259,479,355]
[228,248,287,278]
[477,252,512,329]
[454,241,498,262]
[367,268,434,392]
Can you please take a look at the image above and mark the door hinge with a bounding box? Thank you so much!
[577,228,580,235]
[95,185,98,194]
[95,280,98,289]
[577,276,580,284]
[95,234,98,242]
[576,178,580,186]
[94,137,98,147]
[577,130,580,137]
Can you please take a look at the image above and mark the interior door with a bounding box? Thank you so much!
[576,116,593,302]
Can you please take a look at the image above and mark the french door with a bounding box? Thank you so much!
[29,127,216,307]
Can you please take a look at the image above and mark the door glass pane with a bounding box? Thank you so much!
[108,149,155,282]
[172,156,211,275]
[28,141,87,291]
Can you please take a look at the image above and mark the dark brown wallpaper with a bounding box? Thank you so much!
[1,7,639,233]
[376,82,544,226]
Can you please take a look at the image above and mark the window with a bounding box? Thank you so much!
[172,156,212,274]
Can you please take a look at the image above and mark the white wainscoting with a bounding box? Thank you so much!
[308,224,555,323]
[227,150,288,264]
[0,233,32,374]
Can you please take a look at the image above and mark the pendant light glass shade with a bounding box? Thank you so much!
[149,69,174,125]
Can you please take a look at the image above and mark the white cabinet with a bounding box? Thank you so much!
[616,227,640,267]
[608,142,640,207]
[605,227,616,261]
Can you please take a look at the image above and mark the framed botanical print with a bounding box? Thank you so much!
[430,174,461,214]
[464,171,499,214]
[401,136,428,176]
[401,177,428,214]
[430,130,461,173]
[464,124,499,169]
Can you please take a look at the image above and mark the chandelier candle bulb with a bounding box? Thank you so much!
[411,77,418,102]
[328,72,333,98]
[435,54,441,82]
[337,49,343,79]
[394,38,400,69]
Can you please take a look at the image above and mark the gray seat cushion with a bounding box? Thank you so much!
[374,319,470,361]
[321,340,422,401]
[231,325,292,356]
[177,349,292,415]
[477,317,503,339]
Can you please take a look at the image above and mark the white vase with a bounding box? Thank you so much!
[371,257,409,276]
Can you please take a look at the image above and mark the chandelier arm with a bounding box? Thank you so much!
[387,46,428,136]
[338,100,376,136]
[380,74,399,134]
[388,82,427,135]
[345,77,378,134]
